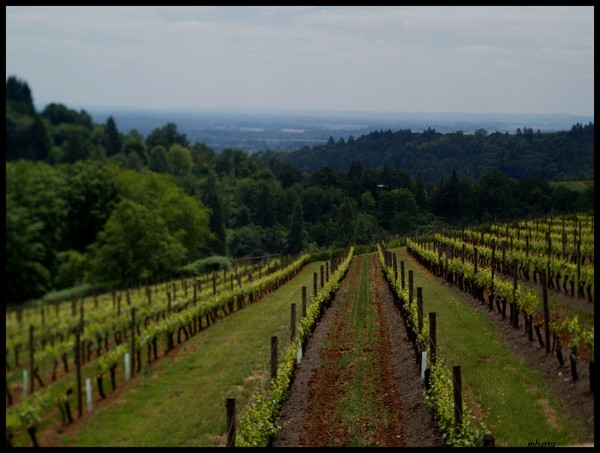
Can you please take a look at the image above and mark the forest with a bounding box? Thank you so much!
[5,75,595,305]
[258,122,594,182]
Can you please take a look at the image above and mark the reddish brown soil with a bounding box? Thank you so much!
[273,254,443,447]
[14,250,591,447]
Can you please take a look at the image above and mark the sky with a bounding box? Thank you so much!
[5,5,595,116]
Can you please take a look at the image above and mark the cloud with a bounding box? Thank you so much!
[5,6,594,115]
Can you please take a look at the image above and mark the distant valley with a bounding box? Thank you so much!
[87,107,593,153]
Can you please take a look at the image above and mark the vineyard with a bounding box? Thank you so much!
[4,215,594,447]
[5,253,313,446]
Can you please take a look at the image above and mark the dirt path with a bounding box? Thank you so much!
[273,253,443,447]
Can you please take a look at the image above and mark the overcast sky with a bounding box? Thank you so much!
[5,5,594,116]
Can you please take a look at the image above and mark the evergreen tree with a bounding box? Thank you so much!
[104,116,122,156]
[6,75,35,115]
[286,199,305,254]
[201,175,227,255]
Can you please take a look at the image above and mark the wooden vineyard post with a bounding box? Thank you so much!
[417,287,424,334]
[400,261,405,289]
[270,336,278,381]
[313,272,318,296]
[512,258,519,329]
[453,365,463,434]
[429,313,437,366]
[75,329,82,418]
[541,270,550,354]
[290,303,296,342]
[445,245,449,278]
[576,239,582,298]
[226,397,236,447]
[29,324,34,395]
[326,261,329,283]
[408,270,414,306]
[320,265,324,289]
[131,308,136,376]
[489,241,495,311]
[393,254,398,282]
[302,286,307,318]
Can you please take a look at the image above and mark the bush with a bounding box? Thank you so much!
[53,249,87,289]
[179,256,233,276]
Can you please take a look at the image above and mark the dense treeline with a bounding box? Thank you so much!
[258,123,594,183]
[5,76,595,304]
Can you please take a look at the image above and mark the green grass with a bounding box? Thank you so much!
[326,255,392,446]
[548,179,594,193]
[57,261,326,447]
[392,247,590,447]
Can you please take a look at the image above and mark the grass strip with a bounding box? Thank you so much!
[55,261,325,447]
[392,246,587,447]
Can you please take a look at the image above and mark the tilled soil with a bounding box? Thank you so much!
[273,254,443,447]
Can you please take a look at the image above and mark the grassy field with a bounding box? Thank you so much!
[22,247,592,447]
[391,247,590,447]
[55,260,326,447]
[548,179,594,192]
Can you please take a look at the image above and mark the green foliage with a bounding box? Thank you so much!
[145,122,188,150]
[89,199,187,283]
[104,116,122,156]
[424,363,487,447]
[6,197,51,303]
[148,145,168,173]
[6,75,35,115]
[6,82,52,160]
[227,225,265,258]
[266,125,594,183]
[6,161,69,303]
[178,256,233,276]
[63,160,121,252]
[41,283,96,304]
[167,143,193,177]
[53,249,87,289]
[41,102,93,128]
[286,199,305,254]
[5,77,595,307]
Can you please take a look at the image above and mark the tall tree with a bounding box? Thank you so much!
[145,122,189,150]
[89,199,186,283]
[149,145,169,173]
[201,174,227,255]
[63,160,121,252]
[167,143,193,177]
[6,75,35,115]
[286,199,305,254]
[104,116,122,157]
